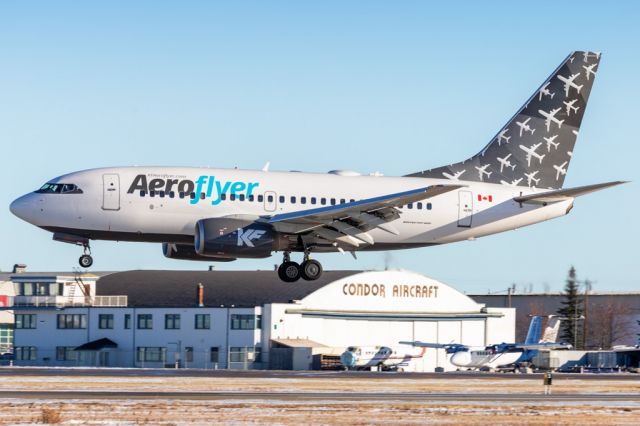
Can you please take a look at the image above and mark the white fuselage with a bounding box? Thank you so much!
[449,348,524,369]
[10,166,573,254]
[340,346,427,370]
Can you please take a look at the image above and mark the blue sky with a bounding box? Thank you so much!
[1,1,637,293]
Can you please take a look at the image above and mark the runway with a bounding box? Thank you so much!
[2,390,639,402]
[1,367,638,381]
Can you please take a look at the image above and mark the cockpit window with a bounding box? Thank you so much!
[36,183,83,194]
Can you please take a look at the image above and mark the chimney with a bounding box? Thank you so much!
[197,283,204,307]
[12,264,27,274]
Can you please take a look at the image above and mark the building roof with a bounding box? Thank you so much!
[96,270,358,308]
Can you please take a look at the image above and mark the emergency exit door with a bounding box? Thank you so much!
[102,174,120,211]
[457,190,473,227]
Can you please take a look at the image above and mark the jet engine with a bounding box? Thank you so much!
[162,243,237,262]
[194,217,284,259]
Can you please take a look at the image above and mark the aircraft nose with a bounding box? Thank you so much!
[10,194,33,222]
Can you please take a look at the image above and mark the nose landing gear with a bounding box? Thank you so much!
[277,251,323,282]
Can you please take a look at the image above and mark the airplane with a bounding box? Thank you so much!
[500,178,523,187]
[9,51,626,282]
[442,170,466,181]
[544,135,559,152]
[583,51,600,62]
[496,128,511,145]
[537,82,555,101]
[557,73,583,97]
[516,117,536,137]
[519,143,546,167]
[554,161,568,181]
[400,316,571,370]
[497,154,516,173]
[583,63,597,80]
[563,99,580,116]
[524,170,540,187]
[538,107,564,132]
[475,164,492,181]
[340,345,426,371]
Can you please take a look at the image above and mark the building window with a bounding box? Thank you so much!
[137,314,153,330]
[229,346,262,363]
[0,324,14,352]
[136,347,166,362]
[195,314,210,330]
[57,314,87,329]
[124,314,131,329]
[56,346,77,361]
[98,314,114,329]
[15,314,37,329]
[15,346,37,361]
[210,347,219,363]
[230,314,262,330]
[165,314,180,330]
[185,347,194,363]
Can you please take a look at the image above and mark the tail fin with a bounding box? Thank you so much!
[406,51,601,189]
[524,316,542,345]
[539,316,562,343]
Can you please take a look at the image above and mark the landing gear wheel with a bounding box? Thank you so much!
[278,261,301,282]
[300,259,323,281]
[79,254,93,268]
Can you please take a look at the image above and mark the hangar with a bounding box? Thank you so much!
[5,269,514,371]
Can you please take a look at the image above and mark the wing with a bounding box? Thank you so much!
[265,185,462,248]
[399,341,469,352]
[515,342,573,350]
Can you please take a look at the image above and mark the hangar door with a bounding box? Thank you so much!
[102,174,120,211]
[457,191,473,227]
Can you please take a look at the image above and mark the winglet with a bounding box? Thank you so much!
[262,161,271,172]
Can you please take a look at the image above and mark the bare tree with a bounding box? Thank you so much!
[584,297,636,349]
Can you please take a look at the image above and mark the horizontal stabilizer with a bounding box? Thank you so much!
[514,181,627,204]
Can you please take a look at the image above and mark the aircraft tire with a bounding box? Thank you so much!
[79,254,93,268]
[300,259,323,281]
[278,261,301,282]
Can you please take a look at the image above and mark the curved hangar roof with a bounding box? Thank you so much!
[96,270,486,315]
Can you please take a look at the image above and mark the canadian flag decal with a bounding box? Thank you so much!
[477,194,493,202]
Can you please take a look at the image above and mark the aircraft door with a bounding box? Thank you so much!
[102,174,120,211]
[264,191,277,212]
[457,190,473,227]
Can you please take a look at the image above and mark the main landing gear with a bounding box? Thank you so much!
[78,244,93,268]
[277,251,323,282]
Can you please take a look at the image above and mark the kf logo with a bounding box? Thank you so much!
[237,228,266,247]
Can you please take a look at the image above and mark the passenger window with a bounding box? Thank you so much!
[200,192,205,200]
[267,195,274,202]
[350,199,355,203]
[311,197,317,205]
[140,191,146,197]
[248,195,254,202]
[321,198,326,205]
[179,192,185,199]
[290,196,296,204]
[301,197,307,204]
[417,202,423,209]
[190,193,196,200]
[159,191,165,198]
[258,195,264,202]
[279,195,285,203]
[169,192,175,198]
[230,194,236,201]
[239,194,245,201]
[150,191,156,197]
[330,198,336,205]
[407,203,413,209]
[340,198,346,204]
[221,194,227,200]
[427,203,432,210]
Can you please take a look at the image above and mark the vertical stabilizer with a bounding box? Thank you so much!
[539,316,562,343]
[406,51,601,189]
[524,316,542,345]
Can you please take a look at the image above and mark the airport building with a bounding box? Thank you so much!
[2,269,514,371]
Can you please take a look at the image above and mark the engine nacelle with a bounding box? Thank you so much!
[194,217,278,259]
[162,243,237,262]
